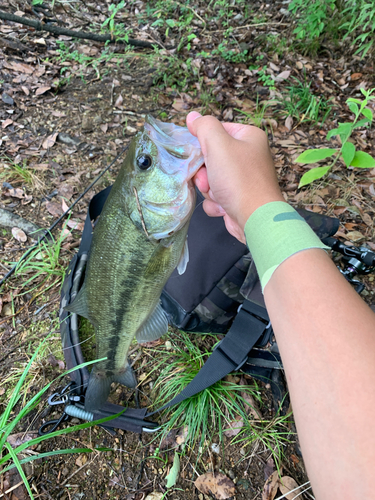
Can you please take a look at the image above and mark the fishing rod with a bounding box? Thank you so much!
[0,145,129,288]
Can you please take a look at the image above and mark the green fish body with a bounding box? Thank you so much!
[65,117,203,411]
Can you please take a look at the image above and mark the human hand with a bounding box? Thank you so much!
[186,112,284,243]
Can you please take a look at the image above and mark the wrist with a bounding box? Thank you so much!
[236,191,285,230]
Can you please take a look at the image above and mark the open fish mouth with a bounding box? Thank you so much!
[144,116,203,179]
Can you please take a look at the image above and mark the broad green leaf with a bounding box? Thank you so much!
[346,98,362,105]
[166,452,180,488]
[298,165,331,188]
[362,107,373,122]
[295,148,337,164]
[348,102,359,115]
[336,122,352,143]
[354,118,371,129]
[326,128,339,140]
[166,19,176,28]
[350,151,375,168]
[341,142,356,167]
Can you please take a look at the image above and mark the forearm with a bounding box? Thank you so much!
[264,249,375,500]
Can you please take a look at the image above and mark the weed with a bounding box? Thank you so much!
[295,87,375,187]
[146,330,289,466]
[257,66,276,90]
[0,157,42,190]
[102,1,130,43]
[280,76,333,125]
[235,97,275,132]
[212,40,249,63]
[0,333,112,500]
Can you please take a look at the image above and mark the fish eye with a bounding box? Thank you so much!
[136,154,152,170]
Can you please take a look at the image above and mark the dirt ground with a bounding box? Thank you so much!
[1,0,375,498]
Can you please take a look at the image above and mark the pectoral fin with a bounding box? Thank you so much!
[177,237,189,275]
[64,282,90,319]
[136,303,168,343]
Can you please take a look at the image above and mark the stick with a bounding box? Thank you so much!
[0,11,159,48]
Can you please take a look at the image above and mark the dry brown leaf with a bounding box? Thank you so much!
[46,200,63,217]
[276,70,290,81]
[115,94,123,107]
[285,116,293,131]
[42,132,58,150]
[176,426,189,446]
[145,493,164,500]
[21,85,29,95]
[7,431,38,449]
[3,187,26,199]
[59,183,74,200]
[66,220,84,231]
[223,108,233,121]
[195,472,236,499]
[361,213,373,227]
[35,86,51,96]
[12,227,27,243]
[100,123,108,133]
[346,230,365,242]
[351,73,363,81]
[172,99,190,112]
[262,471,279,500]
[47,354,65,370]
[2,118,13,128]
[51,110,66,118]
[4,61,34,74]
[296,61,303,70]
[61,199,69,213]
[279,476,305,500]
[0,297,2,316]
[34,37,46,45]
[223,415,244,437]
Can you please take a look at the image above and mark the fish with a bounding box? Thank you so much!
[64,116,204,412]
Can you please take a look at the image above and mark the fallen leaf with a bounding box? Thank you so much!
[346,230,365,242]
[46,200,63,217]
[351,73,362,81]
[3,187,26,199]
[35,86,51,96]
[145,493,164,500]
[75,454,87,467]
[7,432,38,449]
[61,199,69,213]
[223,415,244,437]
[66,220,84,231]
[34,37,46,45]
[100,123,108,133]
[12,227,27,242]
[279,476,305,500]
[2,118,13,128]
[222,108,233,121]
[285,116,293,131]
[172,98,190,112]
[176,426,189,446]
[115,94,123,107]
[296,61,303,70]
[58,183,74,200]
[275,70,290,81]
[42,132,58,150]
[361,213,373,227]
[195,472,236,499]
[0,297,2,315]
[4,61,34,74]
[47,354,65,370]
[51,110,66,117]
[262,471,279,500]
[264,457,275,480]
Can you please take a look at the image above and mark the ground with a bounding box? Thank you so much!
[1,0,375,499]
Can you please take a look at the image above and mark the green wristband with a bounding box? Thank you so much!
[244,201,329,291]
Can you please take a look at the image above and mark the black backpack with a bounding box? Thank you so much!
[40,186,340,435]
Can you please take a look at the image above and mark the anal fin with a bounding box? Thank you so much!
[64,282,90,319]
[136,303,168,343]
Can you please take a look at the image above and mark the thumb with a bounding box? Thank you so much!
[186,112,232,157]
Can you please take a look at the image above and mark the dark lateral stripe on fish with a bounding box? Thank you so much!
[106,246,147,371]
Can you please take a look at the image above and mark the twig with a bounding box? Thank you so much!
[0,11,159,48]
[133,186,149,239]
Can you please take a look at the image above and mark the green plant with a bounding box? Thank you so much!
[280,77,333,124]
[341,0,375,58]
[0,157,41,189]
[256,66,276,90]
[11,225,71,291]
[295,88,375,187]
[289,0,336,43]
[0,334,111,500]
[102,1,129,42]
[212,40,249,63]
[235,97,274,132]
[148,331,266,449]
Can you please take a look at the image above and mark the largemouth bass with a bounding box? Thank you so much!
[65,116,203,411]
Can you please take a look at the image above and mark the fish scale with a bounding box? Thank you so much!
[64,116,203,411]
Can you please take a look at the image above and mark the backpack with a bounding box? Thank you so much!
[40,186,340,435]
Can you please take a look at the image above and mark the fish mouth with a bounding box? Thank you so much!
[144,115,204,179]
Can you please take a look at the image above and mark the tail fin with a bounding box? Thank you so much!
[113,363,137,388]
[84,372,112,412]
[84,363,137,412]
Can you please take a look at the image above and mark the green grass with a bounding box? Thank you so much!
[0,333,112,500]
[145,331,293,465]
[280,76,333,125]
[0,156,41,189]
